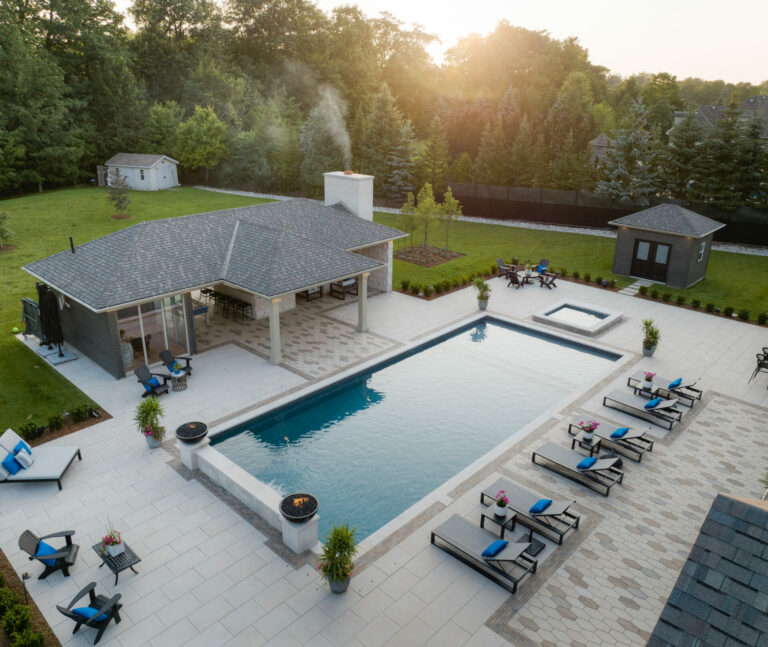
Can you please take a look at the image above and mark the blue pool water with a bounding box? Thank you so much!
[212,319,620,540]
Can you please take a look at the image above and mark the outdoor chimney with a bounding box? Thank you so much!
[323,171,374,221]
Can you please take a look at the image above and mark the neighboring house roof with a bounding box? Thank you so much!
[104,153,179,168]
[672,95,768,141]
[589,133,614,148]
[648,494,768,647]
[589,133,614,164]
[608,203,725,238]
[24,199,405,311]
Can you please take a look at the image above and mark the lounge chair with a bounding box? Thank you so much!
[330,277,358,299]
[56,582,122,645]
[535,259,549,274]
[538,272,559,289]
[134,365,169,398]
[567,419,654,462]
[480,478,579,545]
[749,353,768,384]
[159,349,192,376]
[532,442,624,496]
[0,428,81,490]
[431,514,537,593]
[507,271,524,289]
[602,389,682,430]
[496,259,511,278]
[19,529,79,579]
[626,371,701,407]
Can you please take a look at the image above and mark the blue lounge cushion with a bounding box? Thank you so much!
[610,427,629,439]
[576,457,597,470]
[36,541,58,567]
[644,397,662,410]
[538,264,546,273]
[529,498,552,514]
[2,452,22,476]
[481,540,508,557]
[13,440,32,456]
[143,376,161,392]
[72,607,109,623]
[668,378,682,389]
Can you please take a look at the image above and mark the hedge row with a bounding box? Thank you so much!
[0,573,45,646]
[18,404,94,441]
[637,286,767,324]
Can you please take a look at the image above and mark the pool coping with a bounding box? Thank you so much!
[531,299,624,336]
[199,311,632,558]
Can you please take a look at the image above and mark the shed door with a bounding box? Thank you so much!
[630,239,670,282]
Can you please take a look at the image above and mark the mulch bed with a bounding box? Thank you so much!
[110,213,131,219]
[394,245,464,267]
[0,549,61,647]
[26,412,111,447]
[0,245,16,253]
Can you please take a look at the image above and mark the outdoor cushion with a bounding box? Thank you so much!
[13,440,31,456]
[2,453,22,476]
[576,457,597,470]
[36,541,58,567]
[15,451,34,470]
[72,607,108,623]
[644,397,662,410]
[481,540,508,557]
[610,427,629,439]
[668,378,682,389]
[143,376,161,392]
[538,264,546,273]
[341,278,355,286]
[529,499,552,514]
[6,446,79,482]
[0,428,25,454]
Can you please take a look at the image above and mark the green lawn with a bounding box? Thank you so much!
[372,213,768,317]
[0,187,268,429]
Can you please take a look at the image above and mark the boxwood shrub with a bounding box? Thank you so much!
[706,302,715,312]
[691,298,701,308]
[676,295,685,305]
[723,306,735,317]
[638,285,648,295]
[758,312,767,325]
[738,309,750,321]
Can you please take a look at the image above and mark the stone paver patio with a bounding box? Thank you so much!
[3,276,768,646]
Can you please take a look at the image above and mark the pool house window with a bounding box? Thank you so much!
[698,240,706,262]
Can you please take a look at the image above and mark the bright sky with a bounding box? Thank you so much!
[113,0,767,84]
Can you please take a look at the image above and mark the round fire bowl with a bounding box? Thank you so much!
[175,422,208,444]
[280,493,318,523]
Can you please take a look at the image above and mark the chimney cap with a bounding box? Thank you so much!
[323,171,374,180]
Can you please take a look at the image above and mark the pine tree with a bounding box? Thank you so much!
[662,109,705,199]
[549,131,590,190]
[415,117,450,195]
[387,120,416,201]
[107,168,131,214]
[738,118,767,208]
[596,98,660,205]
[509,117,541,187]
[472,118,511,186]
[449,152,473,183]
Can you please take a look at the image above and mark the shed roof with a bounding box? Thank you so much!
[608,204,725,238]
[24,199,405,311]
[648,494,768,647]
[104,153,178,168]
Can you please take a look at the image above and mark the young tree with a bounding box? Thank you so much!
[439,186,462,251]
[174,106,228,184]
[414,183,439,248]
[596,98,660,205]
[398,191,418,251]
[141,101,185,155]
[472,118,511,186]
[415,117,450,195]
[0,212,14,248]
[107,168,131,214]
[662,109,705,199]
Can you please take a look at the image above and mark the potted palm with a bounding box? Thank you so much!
[134,396,166,448]
[473,277,491,310]
[317,524,358,594]
[642,319,660,357]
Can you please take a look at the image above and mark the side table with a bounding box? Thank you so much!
[170,370,187,392]
[92,543,141,585]
[480,510,517,538]
[571,435,601,456]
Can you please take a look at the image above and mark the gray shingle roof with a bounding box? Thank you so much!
[608,204,725,237]
[648,494,768,647]
[104,153,177,168]
[24,199,405,311]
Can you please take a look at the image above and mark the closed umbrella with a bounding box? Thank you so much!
[37,283,64,356]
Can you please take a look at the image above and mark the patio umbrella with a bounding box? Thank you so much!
[37,283,64,356]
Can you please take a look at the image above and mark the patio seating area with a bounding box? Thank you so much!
[3,275,768,646]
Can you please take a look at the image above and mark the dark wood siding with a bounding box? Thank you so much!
[613,228,700,288]
[683,233,714,287]
[59,299,123,378]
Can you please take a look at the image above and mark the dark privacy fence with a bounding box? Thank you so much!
[451,184,768,246]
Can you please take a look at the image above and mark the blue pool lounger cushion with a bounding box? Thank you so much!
[644,397,662,409]
[610,427,629,439]
[481,540,508,557]
[36,541,58,567]
[529,498,552,514]
[576,457,597,470]
[668,378,682,389]
[2,452,22,476]
[13,440,32,456]
[73,607,109,623]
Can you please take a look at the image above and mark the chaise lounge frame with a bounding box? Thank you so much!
[568,419,654,462]
[532,442,624,496]
[626,371,701,407]
[602,389,682,430]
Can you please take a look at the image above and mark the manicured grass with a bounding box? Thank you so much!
[0,187,268,430]
[373,212,768,320]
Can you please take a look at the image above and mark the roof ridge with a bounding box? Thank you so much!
[221,221,239,277]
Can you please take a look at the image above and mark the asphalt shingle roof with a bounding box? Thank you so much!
[648,494,768,647]
[104,153,177,168]
[608,203,725,237]
[24,199,405,311]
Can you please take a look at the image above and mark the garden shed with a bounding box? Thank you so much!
[609,204,725,288]
[104,153,180,191]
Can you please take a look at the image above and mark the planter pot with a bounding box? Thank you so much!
[643,379,654,390]
[494,505,507,518]
[582,431,594,441]
[642,345,657,357]
[106,543,125,557]
[328,576,350,594]
[478,299,489,311]
[145,435,162,449]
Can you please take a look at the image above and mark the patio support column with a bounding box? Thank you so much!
[269,297,282,364]
[357,272,369,333]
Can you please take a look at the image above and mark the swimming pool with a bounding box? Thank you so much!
[211,318,621,540]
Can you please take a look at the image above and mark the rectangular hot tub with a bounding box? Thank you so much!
[533,301,623,336]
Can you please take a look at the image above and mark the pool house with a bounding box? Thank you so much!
[23,172,405,378]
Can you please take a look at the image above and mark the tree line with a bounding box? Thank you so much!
[0,1,765,209]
